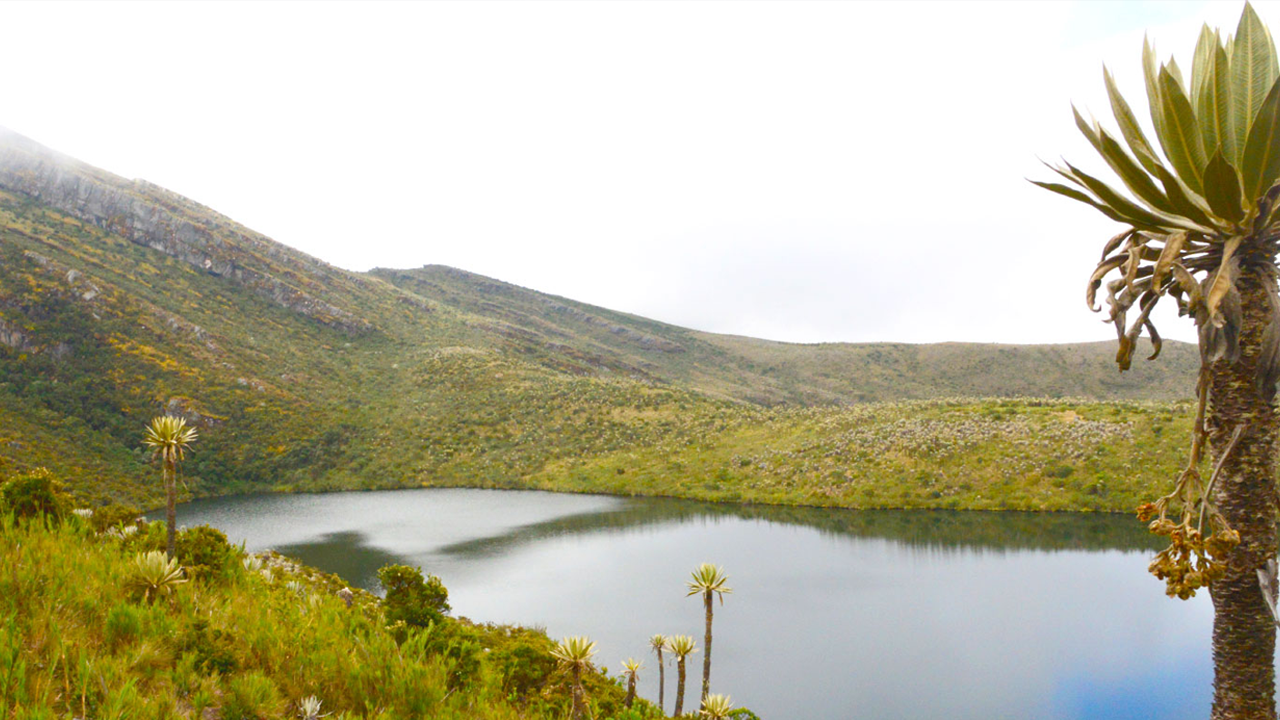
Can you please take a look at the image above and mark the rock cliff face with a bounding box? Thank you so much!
[0,128,370,335]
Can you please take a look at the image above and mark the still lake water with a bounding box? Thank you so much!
[171,488,1221,720]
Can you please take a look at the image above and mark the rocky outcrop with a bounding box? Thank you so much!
[0,128,370,335]
[0,319,33,353]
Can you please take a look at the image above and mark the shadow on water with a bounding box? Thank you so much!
[438,495,1165,559]
[274,530,411,591]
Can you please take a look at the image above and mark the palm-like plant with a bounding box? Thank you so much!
[126,550,187,603]
[143,415,198,559]
[621,658,643,709]
[649,633,668,714]
[550,636,597,720]
[686,563,731,703]
[699,694,734,720]
[665,635,697,717]
[1035,5,1280,716]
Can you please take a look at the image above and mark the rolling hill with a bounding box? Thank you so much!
[0,127,1199,510]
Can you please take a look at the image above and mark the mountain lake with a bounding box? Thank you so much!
[165,488,1234,720]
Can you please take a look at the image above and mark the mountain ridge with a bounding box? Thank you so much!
[0,128,1198,509]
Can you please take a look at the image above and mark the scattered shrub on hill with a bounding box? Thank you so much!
[0,467,70,521]
[175,524,238,582]
[88,503,144,533]
[223,671,286,720]
[104,602,144,649]
[377,563,450,630]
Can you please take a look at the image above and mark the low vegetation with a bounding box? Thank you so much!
[0,505,662,719]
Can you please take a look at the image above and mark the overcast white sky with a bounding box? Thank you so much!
[3,1,1277,345]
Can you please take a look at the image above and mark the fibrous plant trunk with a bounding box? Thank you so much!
[657,647,665,714]
[702,593,713,705]
[674,657,687,717]
[571,664,588,720]
[1209,269,1280,720]
[164,460,177,560]
[625,675,636,709]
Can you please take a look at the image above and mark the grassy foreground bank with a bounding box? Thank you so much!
[0,513,666,720]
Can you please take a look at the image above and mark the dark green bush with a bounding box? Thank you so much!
[493,641,556,698]
[0,468,71,521]
[180,618,239,675]
[377,564,450,629]
[175,525,237,582]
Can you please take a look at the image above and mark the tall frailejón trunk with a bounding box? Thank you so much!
[1209,269,1280,720]
[625,675,636,709]
[702,593,713,705]
[165,460,177,560]
[674,657,687,717]
[657,648,665,715]
[570,664,586,720]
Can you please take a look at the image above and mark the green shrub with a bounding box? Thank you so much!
[89,503,143,533]
[0,468,70,521]
[180,618,239,675]
[175,525,237,582]
[377,564,450,629]
[105,603,143,648]
[223,672,285,720]
[493,641,556,698]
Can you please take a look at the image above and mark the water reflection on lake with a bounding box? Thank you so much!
[170,488,1221,720]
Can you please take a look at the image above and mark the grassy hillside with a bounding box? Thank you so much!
[0,513,657,719]
[525,397,1191,513]
[0,128,1201,513]
[375,265,1201,404]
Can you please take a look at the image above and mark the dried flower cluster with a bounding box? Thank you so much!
[1140,501,1240,599]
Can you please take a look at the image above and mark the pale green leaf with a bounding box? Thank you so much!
[1203,150,1246,223]
[1150,162,1224,231]
[1241,76,1280,203]
[1231,2,1278,162]
[1156,67,1208,194]
[1144,37,1168,150]
[1197,43,1234,157]
[1062,159,1207,233]
[1073,105,1175,214]
[1105,66,1164,176]
[1192,25,1216,104]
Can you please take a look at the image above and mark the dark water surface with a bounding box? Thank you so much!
[170,489,1218,720]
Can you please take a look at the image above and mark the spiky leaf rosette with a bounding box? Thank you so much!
[622,658,643,679]
[700,694,736,719]
[664,635,698,659]
[551,636,598,668]
[649,634,667,654]
[1036,3,1278,599]
[126,550,187,603]
[686,563,732,603]
[1035,3,1280,390]
[143,415,198,467]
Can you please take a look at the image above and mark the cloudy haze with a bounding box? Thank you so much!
[2,1,1274,344]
